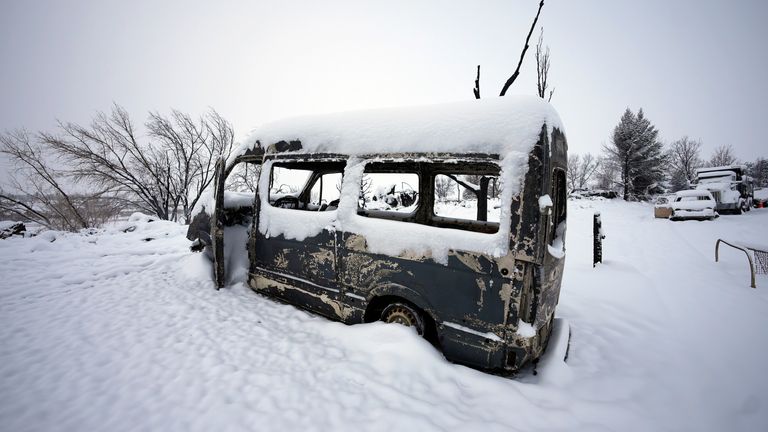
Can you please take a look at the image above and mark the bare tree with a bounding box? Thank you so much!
[434,175,451,200]
[40,105,175,220]
[566,154,580,192]
[40,104,234,223]
[535,27,554,102]
[490,177,500,198]
[594,154,620,191]
[358,173,373,205]
[0,130,121,231]
[708,144,738,167]
[567,153,599,192]
[146,108,235,221]
[667,136,702,191]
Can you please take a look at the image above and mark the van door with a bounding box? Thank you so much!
[211,158,226,289]
[208,155,263,289]
[251,162,346,319]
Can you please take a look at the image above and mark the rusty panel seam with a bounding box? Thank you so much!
[254,267,340,293]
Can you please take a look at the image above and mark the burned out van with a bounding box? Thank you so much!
[187,96,568,372]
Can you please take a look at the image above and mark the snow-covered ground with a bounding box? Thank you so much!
[1,202,767,431]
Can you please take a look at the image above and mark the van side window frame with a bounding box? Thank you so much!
[265,157,347,211]
[356,161,423,223]
[428,162,502,234]
[549,167,567,244]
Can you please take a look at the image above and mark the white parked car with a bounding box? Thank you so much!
[670,190,717,221]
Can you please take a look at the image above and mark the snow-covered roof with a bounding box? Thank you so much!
[675,189,713,198]
[695,165,746,174]
[232,96,563,163]
[697,170,735,178]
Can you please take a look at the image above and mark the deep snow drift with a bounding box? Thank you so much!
[1,201,767,431]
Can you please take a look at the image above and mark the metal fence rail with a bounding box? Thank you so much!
[754,249,768,275]
[715,239,768,288]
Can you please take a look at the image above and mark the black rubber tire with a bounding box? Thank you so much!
[381,302,425,335]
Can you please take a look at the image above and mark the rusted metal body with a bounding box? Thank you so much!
[188,126,568,372]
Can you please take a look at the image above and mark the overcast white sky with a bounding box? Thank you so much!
[2,0,767,178]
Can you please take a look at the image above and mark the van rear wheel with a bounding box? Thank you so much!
[381,302,425,335]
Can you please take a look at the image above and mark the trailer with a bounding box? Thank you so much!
[694,165,754,214]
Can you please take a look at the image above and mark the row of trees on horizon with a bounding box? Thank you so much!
[567,107,768,200]
[3,102,766,233]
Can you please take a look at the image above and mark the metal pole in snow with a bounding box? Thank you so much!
[593,212,605,267]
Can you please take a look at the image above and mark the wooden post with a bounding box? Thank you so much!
[593,212,604,267]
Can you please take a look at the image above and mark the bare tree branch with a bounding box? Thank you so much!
[38,105,235,223]
[499,0,545,96]
[0,129,122,231]
[473,65,481,99]
[535,27,553,101]
[667,136,703,190]
[708,144,738,167]
[4,104,236,226]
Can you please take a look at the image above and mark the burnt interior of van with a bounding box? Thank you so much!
[268,161,346,211]
[264,158,502,234]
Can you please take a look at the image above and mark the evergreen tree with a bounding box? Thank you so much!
[747,158,768,187]
[603,108,666,200]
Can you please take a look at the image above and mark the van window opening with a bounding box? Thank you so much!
[433,173,501,225]
[553,169,566,226]
[359,172,420,214]
[225,163,261,193]
[268,162,345,210]
[309,172,343,210]
[550,168,567,243]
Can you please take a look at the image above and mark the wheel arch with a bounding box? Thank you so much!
[364,283,433,321]
[363,284,441,345]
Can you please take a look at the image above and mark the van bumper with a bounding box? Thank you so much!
[437,313,555,372]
